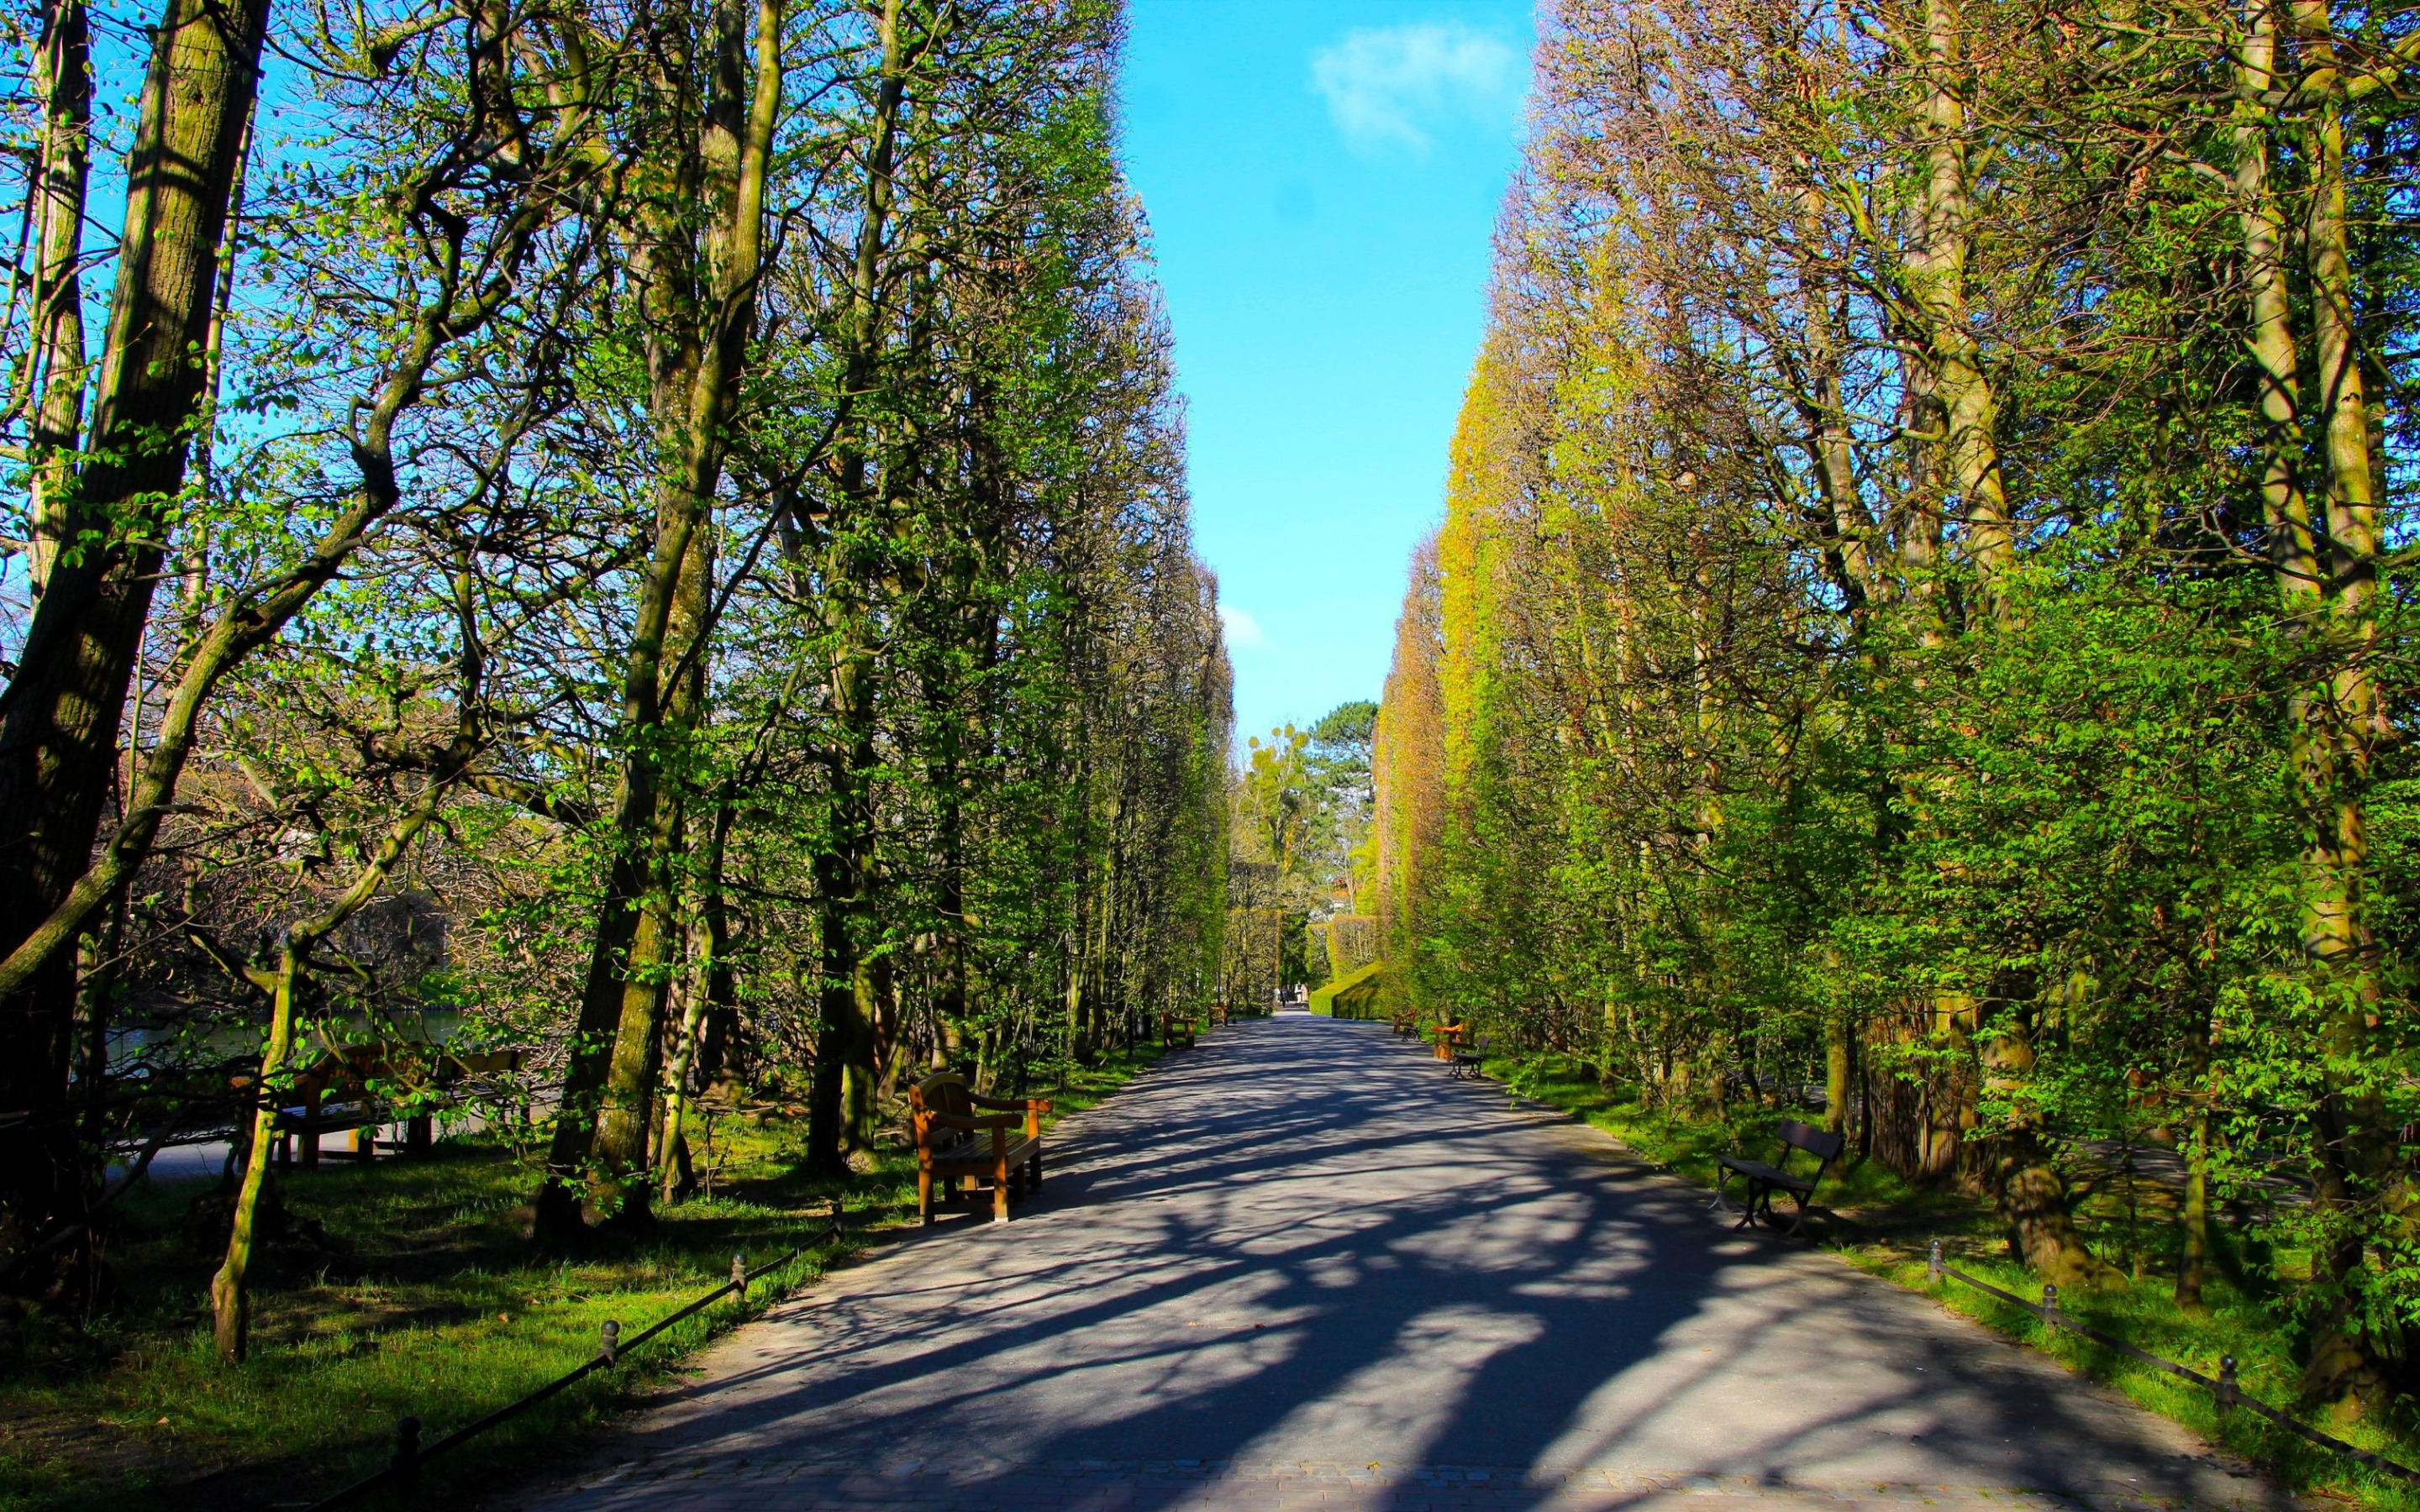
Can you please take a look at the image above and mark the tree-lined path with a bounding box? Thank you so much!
[529,1020,2281,1511]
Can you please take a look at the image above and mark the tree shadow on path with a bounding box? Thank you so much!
[539,1022,2283,1511]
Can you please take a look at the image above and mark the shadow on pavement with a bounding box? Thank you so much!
[536,1021,2281,1511]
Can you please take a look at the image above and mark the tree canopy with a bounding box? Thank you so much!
[1373,0,2420,1410]
[0,0,1228,1357]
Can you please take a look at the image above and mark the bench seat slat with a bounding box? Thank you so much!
[925,1133,1039,1171]
[274,1105,381,1133]
[1717,1155,1814,1193]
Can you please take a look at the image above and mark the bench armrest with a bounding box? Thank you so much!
[966,1093,1051,1114]
[920,1111,1022,1133]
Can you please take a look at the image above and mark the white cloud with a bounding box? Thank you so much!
[1218,604,1269,651]
[1310,22,1520,154]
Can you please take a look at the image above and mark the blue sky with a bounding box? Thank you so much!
[1121,3,1535,747]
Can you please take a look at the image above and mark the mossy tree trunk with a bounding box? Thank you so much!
[0,0,266,1292]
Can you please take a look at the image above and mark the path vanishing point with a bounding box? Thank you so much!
[529,1017,2292,1511]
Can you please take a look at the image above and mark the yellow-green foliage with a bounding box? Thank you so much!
[1366,0,2420,1478]
[1309,961,1383,1017]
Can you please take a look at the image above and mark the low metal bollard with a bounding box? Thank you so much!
[392,1415,421,1494]
[597,1319,620,1366]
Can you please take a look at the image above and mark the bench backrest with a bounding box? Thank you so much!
[1776,1119,1845,1166]
[293,1047,414,1101]
[298,1043,506,1095]
[910,1073,975,1152]
[450,1048,524,1077]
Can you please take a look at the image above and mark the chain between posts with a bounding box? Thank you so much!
[294,1242,811,1512]
[1923,1239,2420,1486]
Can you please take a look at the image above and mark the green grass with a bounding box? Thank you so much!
[1480,1051,2420,1511]
[0,1039,1166,1512]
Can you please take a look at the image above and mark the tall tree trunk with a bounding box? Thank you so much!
[1985,1008,2119,1288]
[211,713,471,1360]
[659,800,734,1204]
[1823,1011,1852,1137]
[537,0,782,1235]
[587,794,684,1227]
[0,0,267,1281]
[2235,0,2311,587]
[806,0,910,1174]
[2283,0,2412,1407]
[1905,0,2007,593]
[25,0,90,596]
[184,108,251,606]
[2177,1000,2213,1313]
[209,943,297,1362]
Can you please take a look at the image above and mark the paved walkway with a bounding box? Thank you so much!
[529,1019,2286,1511]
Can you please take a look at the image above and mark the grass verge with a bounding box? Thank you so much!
[1474,1050,2420,1511]
[0,1037,1166,1512]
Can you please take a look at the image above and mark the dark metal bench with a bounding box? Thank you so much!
[1712,1119,1843,1237]
[1449,1032,1488,1080]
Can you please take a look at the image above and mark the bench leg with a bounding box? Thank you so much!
[918,1164,934,1226]
[1782,1193,1812,1239]
[1735,1180,1762,1231]
[1709,1168,1730,1213]
[992,1157,1010,1223]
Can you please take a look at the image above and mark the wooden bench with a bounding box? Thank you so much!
[266,1046,524,1168]
[1428,1021,1467,1062]
[1209,1004,1229,1028]
[1392,1007,1419,1038]
[1713,1119,1844,1238]
[1449,1032,1488,1081]
[273,1047,422,1168]
[1160,1012,1197,1049]
[909,1073,1050,1225]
